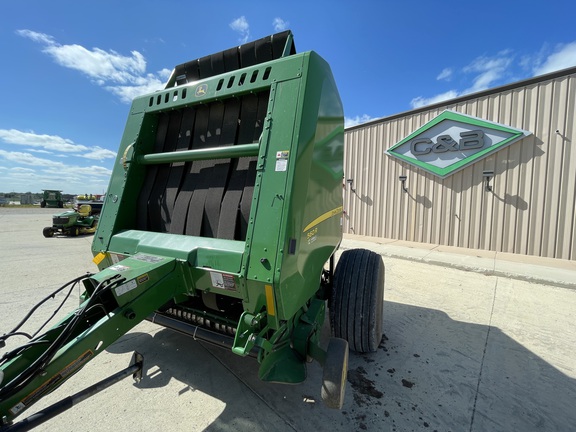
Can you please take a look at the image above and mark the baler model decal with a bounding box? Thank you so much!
[303,206,343,232]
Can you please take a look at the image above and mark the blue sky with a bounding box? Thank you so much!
[1,0,575,194]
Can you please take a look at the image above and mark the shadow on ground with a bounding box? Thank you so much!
[107,300,576,432]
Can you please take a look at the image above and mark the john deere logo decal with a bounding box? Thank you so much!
[195,84,208,97]
[386,110,530,178]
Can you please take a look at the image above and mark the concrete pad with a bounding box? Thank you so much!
[343,234,398,245]
[435,244,497,260]
[492,259,576,287]
[1,208,575,431]
[495,250,576,270]
[342,237,433,260]
[423,250,496,275]
[384,240,438,251]
[471,278,576,431]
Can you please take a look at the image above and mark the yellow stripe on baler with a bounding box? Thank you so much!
[303,206,343,233]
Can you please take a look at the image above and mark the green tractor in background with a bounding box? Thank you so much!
[40,189,64,208]
[42,205,99,237]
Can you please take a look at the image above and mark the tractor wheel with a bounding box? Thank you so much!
[70,227,79,237]
[42,227,54,238]
[330,248,384,353]
[321,337,349,409]
[40,200,46,208]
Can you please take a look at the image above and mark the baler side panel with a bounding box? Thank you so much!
[275,53,344,320]
[92,109,152,252]
[242,77,302,321]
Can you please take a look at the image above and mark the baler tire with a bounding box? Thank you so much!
[330,248,384,353]
[42,227,54,238]
[321,337,349,409]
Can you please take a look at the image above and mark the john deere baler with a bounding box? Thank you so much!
[0,31,384,428]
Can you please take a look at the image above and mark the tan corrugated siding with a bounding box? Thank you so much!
[343,70,576,260]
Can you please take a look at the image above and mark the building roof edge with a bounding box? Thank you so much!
[346,65,576,132]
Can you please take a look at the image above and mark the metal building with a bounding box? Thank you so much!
[344,66,576,260]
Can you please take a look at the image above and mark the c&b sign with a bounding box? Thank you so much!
[386,110,530,178]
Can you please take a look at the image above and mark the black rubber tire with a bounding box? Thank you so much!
[330,248,384,353]
[40,200,46,208]
[42,227,54,238]
[321,337,349,409]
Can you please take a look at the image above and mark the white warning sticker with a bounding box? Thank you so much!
[115,278,138,296]
[10,402,25,416]
[209,272,236,290]
[275,150,289,172]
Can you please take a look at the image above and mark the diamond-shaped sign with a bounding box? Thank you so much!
[386,110,531,178]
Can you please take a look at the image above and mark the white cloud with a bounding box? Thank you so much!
[0,149,67,167]
[410,51,513,109]
[436,68,453,81]
[26,149,52,154]
[533,41,576,76]
[10,167,35,173]
[410,90,459,109]
[82,147,117,160]
[107,68,172,103]
[463,51,513,93]
[47,45,146,84]
[0,129,116,160]
[16,29,166,103]
[345,114,376,128]
[0,150,112,191]
[43,165,112,177]
[15,29,54,45]
[0,129,87,153]
[273,18,289,32]
[230,16,250,43]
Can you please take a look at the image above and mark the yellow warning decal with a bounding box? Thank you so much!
[265,284,275,316]
[11,350,94,415]
[93,252,106,265]
[303,206,343,233]
[137,273,149,284]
